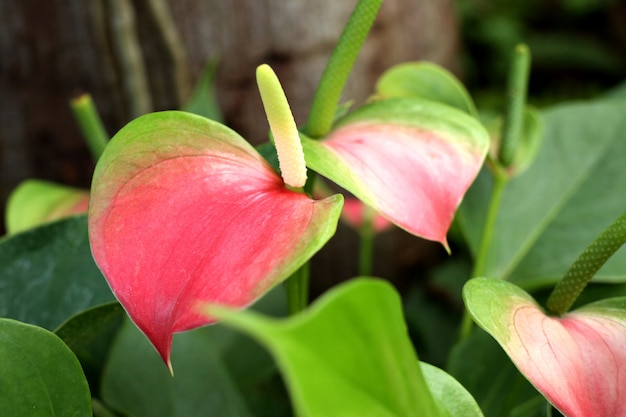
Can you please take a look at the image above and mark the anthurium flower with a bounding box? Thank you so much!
[88,111,342,369]
[464,277,626,417]
[302,97,489,248]
[6,180,90,234]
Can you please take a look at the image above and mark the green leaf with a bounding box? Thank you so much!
[448,328,539,417]
[55,302,125,390]
[0,215,114,330]
[458,99,626,288]
[209,278,481,417]
[421,362,484,417]
[5,179,89,234]
[376,62,478,117]
[182,58,223,122]
[101,319,258,417]
[101,286,291,417]
[0,318,92,416]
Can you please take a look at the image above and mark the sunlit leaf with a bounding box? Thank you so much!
[0,215,113,330]
[208,278,483,417]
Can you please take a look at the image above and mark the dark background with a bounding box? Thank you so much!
[1,0,624,286]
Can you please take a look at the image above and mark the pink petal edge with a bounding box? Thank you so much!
[321,124,485,246]
[506,303,626,417]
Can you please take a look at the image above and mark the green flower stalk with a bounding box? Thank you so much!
[547,209,626,315]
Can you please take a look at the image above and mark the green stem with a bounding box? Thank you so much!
[499,44,531,168]
[547,208,626,315]
[303,0,382,138]
[286,264,310,315]
[358,205,376,276]
[70,93,109,161]
[472,172,508,279]
[460,171,509,339]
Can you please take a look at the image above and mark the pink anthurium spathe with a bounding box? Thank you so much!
[464,277,626,417]
[302,98,489,248]
[88,111,342,369]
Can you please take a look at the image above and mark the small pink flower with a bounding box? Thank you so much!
[340,198,392,233]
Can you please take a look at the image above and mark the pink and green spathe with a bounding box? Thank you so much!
[303,98,489,249]
[88,111,342,368]
[464,277,626,417]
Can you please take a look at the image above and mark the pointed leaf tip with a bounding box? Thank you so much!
[89,111,342,366]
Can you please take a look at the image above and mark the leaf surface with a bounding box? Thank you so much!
[0,318,92,416]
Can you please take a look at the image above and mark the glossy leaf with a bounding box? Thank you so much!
[208,278,483,417]
[376,62,478,116]
[464,277,626,417]
[5,179,89,234]
[303,98,489,247]
[55,302,125,387]
[0,318,92,416]
[459,99,626,288]
[0,215,113,330]
[89,111,343,367]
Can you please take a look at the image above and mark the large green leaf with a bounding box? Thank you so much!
[0,318,92,416]
[458,99,626,288]
[209,278,483,417]
[0,215,113,330]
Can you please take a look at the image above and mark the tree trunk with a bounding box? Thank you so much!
[1,0,459,281]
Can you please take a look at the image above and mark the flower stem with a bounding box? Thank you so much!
[460,171,509,338]
[70,93,109,161]
[472,172,508,279]
[303,0,382,138]
[358,205,376,276]
[547,209,626,315]
[286,263,310,315]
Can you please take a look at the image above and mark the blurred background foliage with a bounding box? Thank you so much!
[455,0,626,108]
